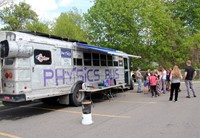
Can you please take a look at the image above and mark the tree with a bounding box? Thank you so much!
[184,31,200,68]
[167,0,200,35]
[0,2,38,31]
[26,20,52,34]
[166,0,200,67]
[52,8,88,42]
[84,0,185,69]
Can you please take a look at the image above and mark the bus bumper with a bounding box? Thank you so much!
[0,94,26,102]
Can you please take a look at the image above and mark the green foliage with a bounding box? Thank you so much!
[84,0,188,69]
[167,0,200,34]
[26,20,51,34]
[0,2,38,31]
[52,8,88,42]
[0,0,199,70]
[184,31,200,68]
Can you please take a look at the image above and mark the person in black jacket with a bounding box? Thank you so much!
[184,60,197,98]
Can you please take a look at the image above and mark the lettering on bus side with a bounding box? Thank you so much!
[43,67,119,87]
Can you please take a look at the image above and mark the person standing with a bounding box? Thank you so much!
[149,72,158,97]
[130,70,136,91]
[166,67,172,91]
[143,72,149,94]
[169,65,182,102]
[162,66,167,94]
[184,60,197,98]
[136,67,143,93]
[131,70,136,83]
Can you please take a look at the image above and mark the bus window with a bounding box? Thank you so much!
[73,58,83,66]
[100,54,107,66]
[124,58,128,69]
[107,55,113,66]
[34,49,52,65]
[84,53,92,66]
[5,58,15,65]
[113,56,118,66]
[119,60,123,66]
[92,53,99,66]
[118,57,124,66]
[114,61,118,66]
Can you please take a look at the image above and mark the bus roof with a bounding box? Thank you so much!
[17,31,140,58]
[76,42,141,58]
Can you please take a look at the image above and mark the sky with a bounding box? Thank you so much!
[19,0,94,21]
[2,0,94,21]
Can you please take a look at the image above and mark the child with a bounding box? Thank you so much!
[149,72,158,97]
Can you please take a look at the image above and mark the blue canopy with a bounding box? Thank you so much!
[75,42,141,58]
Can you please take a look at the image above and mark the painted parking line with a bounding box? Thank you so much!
[0,132,21,138]
[20,106,130,119]
[114,100,157,104]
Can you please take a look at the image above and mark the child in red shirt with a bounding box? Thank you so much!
[149,72,158,97]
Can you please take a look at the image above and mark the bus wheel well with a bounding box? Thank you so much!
[69,81,85,106]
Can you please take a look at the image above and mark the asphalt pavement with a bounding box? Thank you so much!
[0,81,200,138]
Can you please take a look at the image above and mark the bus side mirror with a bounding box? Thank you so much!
[0,40,9,58]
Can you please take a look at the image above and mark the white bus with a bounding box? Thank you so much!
[0,31,140,106]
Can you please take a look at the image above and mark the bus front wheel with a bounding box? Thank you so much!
[69,82,85,106]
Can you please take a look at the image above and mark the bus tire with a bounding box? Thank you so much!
[69,81,85,106]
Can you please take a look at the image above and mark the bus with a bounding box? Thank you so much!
[0,31,140,106]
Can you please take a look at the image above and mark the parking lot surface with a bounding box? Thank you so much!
[0,82,200,138]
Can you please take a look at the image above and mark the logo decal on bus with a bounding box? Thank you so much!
[61,48,71,58]
[35,53,50,62]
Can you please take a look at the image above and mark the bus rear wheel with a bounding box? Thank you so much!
[69,83,85,106]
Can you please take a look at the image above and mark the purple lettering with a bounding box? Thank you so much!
[87,69,93,82]
[44,69,54,87]
[105,69,110,79]
[77,69,84,82]
[55,69,65,86]
[94,69,100,81]
[66,67,76,81]
[114,69,119,79]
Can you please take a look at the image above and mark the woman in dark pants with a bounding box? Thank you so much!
[169,65,182,102]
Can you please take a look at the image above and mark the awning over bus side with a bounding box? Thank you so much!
[75,42,141,58]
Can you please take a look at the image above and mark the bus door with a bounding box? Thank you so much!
[124,58,131,85]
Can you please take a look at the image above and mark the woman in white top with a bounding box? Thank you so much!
[162,66,167,94]
[169,65,182,102]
